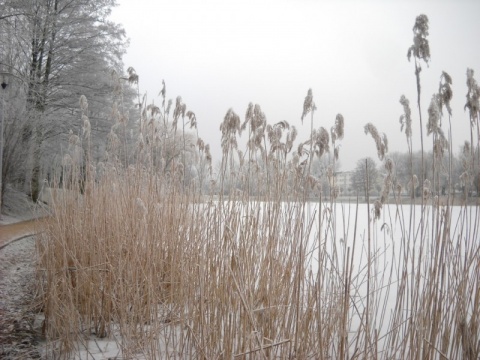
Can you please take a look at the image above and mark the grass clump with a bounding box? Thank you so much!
[34,14,480,359]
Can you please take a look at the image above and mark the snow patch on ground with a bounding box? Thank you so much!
[0,185,45,359]
[1,184,48,225]
[0,235,40,359]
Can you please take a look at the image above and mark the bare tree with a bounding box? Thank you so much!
[351,157,379,196]
[0,0,129,202]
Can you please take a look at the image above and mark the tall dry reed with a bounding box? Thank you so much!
[33,14,480,359]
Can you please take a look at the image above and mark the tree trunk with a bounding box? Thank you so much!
[30,0,58,201]
[30,115,42,202]
[42,0,57,107]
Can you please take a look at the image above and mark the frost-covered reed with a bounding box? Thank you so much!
[34,14,480,359]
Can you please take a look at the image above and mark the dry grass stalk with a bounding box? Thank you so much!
[33,18,480,357]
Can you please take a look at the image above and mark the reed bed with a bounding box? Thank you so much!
[34,14,480,359]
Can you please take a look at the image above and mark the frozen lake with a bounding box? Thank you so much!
[303,200,480,355]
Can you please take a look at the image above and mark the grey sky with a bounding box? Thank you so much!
[111,0,480,171]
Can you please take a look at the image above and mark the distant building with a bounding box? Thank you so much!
[335,171,353,195]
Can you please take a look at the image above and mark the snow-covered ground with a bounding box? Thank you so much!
[0,186,43,359]
[0,184,49,225]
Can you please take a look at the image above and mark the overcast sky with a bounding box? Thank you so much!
[111,0,480,171]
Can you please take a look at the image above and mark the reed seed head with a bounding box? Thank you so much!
[396,183,402,196]
[407,14,430,64]
[166,99,173,115]
[385,158,394,175]
[107,129,120,150]
[220,108,241,154]
[399,95,413,138]
[160,80,166,100]
[68,130,81,147]
[197,138,205,151]
[220,108,241,134]
[237,150,244,167]
[242,102,254,133]
[459,171,470,186]
[408,174,419,192]
[62,153,72,166]
[380,174,392,204]
[334,146,339,160]
[186,111,197,129]
[301,88,315,122]
[439,71,453,116]
[286,126,297,153]
[331,114,345,141]
[252,104,266,132]
[427,94,441,136]
[327,165,334,179]
[307,175,317,189]
[314,127,330,158]
[423,179,432,200]
[126,66,139,85]
[173,96,185,126]
[147,103,160,117]
[423,186,431,200]
[82,115,91,138]
[79,95,88,112]
[364,123,388,160]
[465,68,480,125]
[334,186,340,199]
[434,135,448,160]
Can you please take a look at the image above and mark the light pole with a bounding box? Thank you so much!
[0,71,10,218]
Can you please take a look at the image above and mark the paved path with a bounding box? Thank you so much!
[0,218,47,249]
[0,221,43,359]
